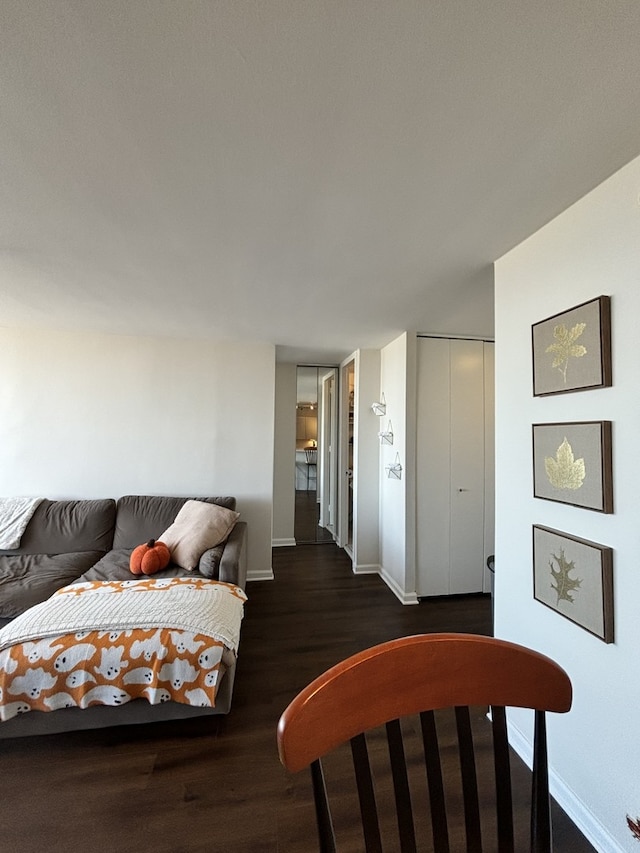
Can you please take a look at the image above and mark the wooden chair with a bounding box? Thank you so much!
[277,633,572,853]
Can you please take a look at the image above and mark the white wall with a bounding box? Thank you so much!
[379,332,418,604]
[0,327,276,581]
[272,362,296,546]
[495,155,640,852]
[350,349,381,573]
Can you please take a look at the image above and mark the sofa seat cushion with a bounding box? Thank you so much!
[0,552,104,619]
[76,549,195,584]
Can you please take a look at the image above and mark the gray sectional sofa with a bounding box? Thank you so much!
[0,494,247,737]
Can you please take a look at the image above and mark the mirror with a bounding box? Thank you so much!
[294,366,335,544]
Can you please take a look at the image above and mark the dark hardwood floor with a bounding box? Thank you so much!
[294,489,334,544]
[0,544,594,852]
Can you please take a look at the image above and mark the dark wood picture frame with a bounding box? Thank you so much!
[532,421,613,513]
[533,525,614,643]
[532,295,611,396]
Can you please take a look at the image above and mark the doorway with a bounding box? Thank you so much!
[294,365,336,544]
[339,358,355,555]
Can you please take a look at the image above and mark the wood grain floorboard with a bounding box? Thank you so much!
[0,544,594,852]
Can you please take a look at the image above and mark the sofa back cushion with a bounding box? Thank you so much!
[113,495,237,549]
[0,499,117,556]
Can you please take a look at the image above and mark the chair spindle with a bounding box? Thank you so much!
[311,759,337,853]
[455,705,482,853]
[531,710,552,853]
[350,733,383,853]
[419,709,451,853]
[386,718,418,853]
[491,705,515,853]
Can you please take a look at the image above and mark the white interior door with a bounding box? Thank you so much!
[338,357,355,554]
[319,368,337,534]
[483,343,495,593]
[415,338,451,596]
[415,337,492,597]
[449,340,485,594]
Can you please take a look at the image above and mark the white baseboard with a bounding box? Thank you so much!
[380,567,419,605]
[508,720,624,853]
[246,568,275,581]
[271,538,296,547]
[352,562,381,575]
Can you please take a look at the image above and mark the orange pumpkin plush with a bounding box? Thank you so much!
[130,539,171,575]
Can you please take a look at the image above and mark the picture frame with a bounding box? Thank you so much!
[532,295,611,396]
[532,421,613,513]
[533,525,614,643]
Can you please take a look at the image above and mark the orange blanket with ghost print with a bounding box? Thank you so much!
[0,577,246,722]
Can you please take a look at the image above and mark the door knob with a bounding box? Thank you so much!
[458,488,469,492]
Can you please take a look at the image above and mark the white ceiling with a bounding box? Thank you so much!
[2,1,640,365]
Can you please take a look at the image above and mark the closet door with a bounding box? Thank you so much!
[483,343,495,594]
[415,338,451,596]
[449,340,485,594]
[416,338,491,597]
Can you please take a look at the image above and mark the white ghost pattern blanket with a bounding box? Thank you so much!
[0,577,247,722]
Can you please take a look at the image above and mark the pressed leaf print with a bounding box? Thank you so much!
[545,322,587,383]
[549,548,582,606]
[627,815,640,841]
[545,437,586,490]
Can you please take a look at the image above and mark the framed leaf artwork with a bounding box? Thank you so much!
[533,525,614,643]
[532,421,613,513]
[531,295,611,396]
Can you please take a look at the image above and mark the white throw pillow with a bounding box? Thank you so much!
[160,500,240,571]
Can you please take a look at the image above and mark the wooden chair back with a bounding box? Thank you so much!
[277,633,572,852]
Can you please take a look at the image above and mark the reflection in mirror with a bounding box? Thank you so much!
[295,366,335,544]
